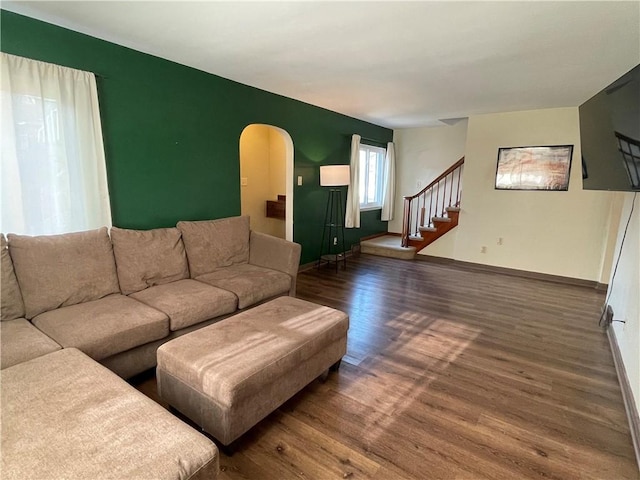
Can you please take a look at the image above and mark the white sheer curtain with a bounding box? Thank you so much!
[345,134,361,228]
[1,53,111,236]
[381,141,396,221]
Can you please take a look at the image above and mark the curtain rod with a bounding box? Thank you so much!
[357,135,390,145]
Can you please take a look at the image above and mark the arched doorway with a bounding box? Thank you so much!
[239,125,294,241]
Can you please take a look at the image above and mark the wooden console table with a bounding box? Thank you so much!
[266,195,286,219]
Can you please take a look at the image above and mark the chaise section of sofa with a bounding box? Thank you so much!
[178,216,301,309]
[1,234,60,369]
[1,348,219,480]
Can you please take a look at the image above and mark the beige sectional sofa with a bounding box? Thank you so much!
[0,215,301,479]
[2,215,301,377]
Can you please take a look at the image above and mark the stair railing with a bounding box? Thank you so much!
[401,157,465,247]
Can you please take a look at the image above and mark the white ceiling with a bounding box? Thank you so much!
[3,1,639,129]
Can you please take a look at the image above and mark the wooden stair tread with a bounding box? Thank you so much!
[407,211,460,252]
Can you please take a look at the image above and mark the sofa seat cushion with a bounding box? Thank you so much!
[0,319,61,370]
[177,216,250,277]
[130,279,237,331]
[1,235,25,321]
[1,348,218,480]
[110,226,190,295]
[196,263,291,309]
[8,228,120,319]
[32,295,169,361]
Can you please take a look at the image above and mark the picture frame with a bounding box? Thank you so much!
[495,145,573,191]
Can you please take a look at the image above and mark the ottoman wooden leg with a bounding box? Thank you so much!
[330,358,342,372]
[318,369,330,383]
[217,439,237,457]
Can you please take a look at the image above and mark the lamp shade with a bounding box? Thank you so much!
[320,165,350,186]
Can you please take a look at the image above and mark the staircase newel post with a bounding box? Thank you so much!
[402,196,412,247]
[414,197,419,237]
[456,165,462,207]
[428,189,434,227]
[448,171,454,208]
[442,177,447,216]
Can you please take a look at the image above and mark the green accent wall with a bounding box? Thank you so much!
[0,10,393,264]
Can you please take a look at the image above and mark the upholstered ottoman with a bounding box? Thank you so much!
[156,296,349,446]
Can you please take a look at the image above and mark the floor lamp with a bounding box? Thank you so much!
[317,165,350,271]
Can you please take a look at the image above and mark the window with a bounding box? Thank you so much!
[1,53,111,236]
[358,144,386,210]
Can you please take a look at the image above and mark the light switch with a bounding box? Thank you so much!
[297,176,303,186]
[241,177,248,186]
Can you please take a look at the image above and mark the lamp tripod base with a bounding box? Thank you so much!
[317,188,347,273]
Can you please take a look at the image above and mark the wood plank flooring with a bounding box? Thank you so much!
[133,254,638,479]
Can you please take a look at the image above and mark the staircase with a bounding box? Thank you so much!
[402,157,464,252]
[361,157,464,259]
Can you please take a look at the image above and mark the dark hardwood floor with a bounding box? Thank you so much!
[134,254,638,479]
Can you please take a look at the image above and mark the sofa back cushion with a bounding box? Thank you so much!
[177,216,250,278]
[8,228,120,319]
[110,227,190,295]
[1,235,25,321]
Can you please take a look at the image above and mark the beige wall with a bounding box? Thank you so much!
[392,109,615,280]
[240,125,286,238]
[609,192,639,416]
[454,107,614,281]
[598,193,626,285]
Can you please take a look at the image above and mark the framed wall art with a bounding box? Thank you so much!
[495,145,573,191]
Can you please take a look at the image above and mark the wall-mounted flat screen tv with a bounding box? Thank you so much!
[579,64,640,192]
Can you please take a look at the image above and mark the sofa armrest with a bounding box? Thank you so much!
[249,231,302,296]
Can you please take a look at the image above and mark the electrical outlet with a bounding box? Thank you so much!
[603,305,614,328]
[297,175,303,186]
[333,237,338,246]
[481,246,487,254]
